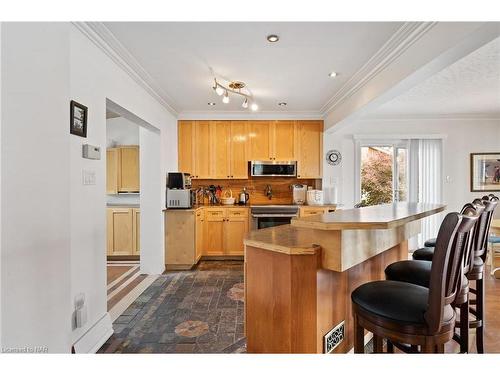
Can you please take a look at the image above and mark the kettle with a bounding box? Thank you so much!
[238,187,250,205]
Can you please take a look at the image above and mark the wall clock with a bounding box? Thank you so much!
[326,150,342,166]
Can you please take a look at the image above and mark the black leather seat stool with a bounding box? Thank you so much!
[386,204,480,353]
[351,212,467,353]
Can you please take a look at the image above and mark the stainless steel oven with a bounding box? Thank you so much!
[250,205,299,230]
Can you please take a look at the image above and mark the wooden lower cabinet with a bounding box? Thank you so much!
[107,207,140,256]
[299,206,336,218]
[165,207,248,269]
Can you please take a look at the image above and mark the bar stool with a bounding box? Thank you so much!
[415,194,499,259]
[384,203,482,353]
[411,195,498,353]
[351,212,471,353]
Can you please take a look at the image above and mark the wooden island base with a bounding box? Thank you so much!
[244,241,408,353]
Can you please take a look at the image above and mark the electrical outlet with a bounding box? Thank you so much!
[74,293,87,329]
[324,321,345,353]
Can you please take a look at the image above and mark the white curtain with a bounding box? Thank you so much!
[417,139,443,247]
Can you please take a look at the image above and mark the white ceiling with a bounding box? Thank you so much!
[103,22,402,114]
[367,36,500,118]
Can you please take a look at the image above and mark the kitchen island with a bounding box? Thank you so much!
[243,202,446,353]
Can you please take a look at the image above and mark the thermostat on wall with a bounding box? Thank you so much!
[82,144,101,160]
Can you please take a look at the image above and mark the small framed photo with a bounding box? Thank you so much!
[70,100,88,138]
[470,152,500,192]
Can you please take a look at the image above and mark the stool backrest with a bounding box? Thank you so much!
[425,212,477,334]
[473,195,499,260]
[461,203,485,275]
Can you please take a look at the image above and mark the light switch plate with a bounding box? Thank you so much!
[82,170,96,185]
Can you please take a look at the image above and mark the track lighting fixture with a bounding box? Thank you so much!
[211,77,257,111]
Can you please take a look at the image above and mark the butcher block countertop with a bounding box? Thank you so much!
[291,202,446,230]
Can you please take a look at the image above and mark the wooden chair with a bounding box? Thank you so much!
[384,203,482,353]
[351,212,474,353]
[467,196,498,353]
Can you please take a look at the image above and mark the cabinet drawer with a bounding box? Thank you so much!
[205,208,225,220]
[226,208,249,218]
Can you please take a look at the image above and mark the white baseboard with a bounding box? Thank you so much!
[73,312,113,353]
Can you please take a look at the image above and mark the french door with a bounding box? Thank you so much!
[355,140,410,206]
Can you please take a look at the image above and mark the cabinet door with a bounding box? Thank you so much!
[193,121,211,179]
[195,209,204,261]
[107,208,134,256]
[119,146,140,192]
[230,121,249,179]
[132,209,140,255]
[224,216,248,255]
[296,121,323,178]
[272,121,296,161]
[106,148,119,194]
[248,121,272,161]
[211,121,230,179]
[178,120,194,175]
[205,209,225,255]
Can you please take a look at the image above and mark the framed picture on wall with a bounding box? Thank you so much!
[70,100,88,138]
[470,152,500,192]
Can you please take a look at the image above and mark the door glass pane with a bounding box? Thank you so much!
[360,146,394,206]
[396,148,408,202]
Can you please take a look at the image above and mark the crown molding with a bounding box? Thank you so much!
[321,22,437,116]
[178,110,324,120]
[360,112,500,121]
[72,22,178,116]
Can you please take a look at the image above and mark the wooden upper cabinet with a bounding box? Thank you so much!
[296,120,323,179]
[272,120,296,161]
[176,119,322,179]
[119,146,140,192]
[178,120,194,175]
[211,121,230,179]
[229,121,249,179]
[193,121,211,179]
[106,148,119,194]
[249,121,272,161]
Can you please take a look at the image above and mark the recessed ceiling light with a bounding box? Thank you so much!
[208,102,216,106]
[251,103,259,111]
[278,102,287,106]
[328,71,338,78]
[267,34,279,43]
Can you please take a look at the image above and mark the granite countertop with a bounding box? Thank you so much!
[163,203,339,212]
[245,225,319,255]
[107,203,140,208]
[291,202,446,230]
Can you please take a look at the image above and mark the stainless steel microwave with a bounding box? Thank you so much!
[250,161,297,177]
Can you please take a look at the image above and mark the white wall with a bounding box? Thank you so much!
[1,23,72,352]
[106,116,139,148]
[69,24,177,351]
[323,118,500,215]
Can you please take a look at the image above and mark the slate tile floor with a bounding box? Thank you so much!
[98,261,246,354]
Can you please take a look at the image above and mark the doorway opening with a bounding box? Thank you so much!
[104,99,162,321]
